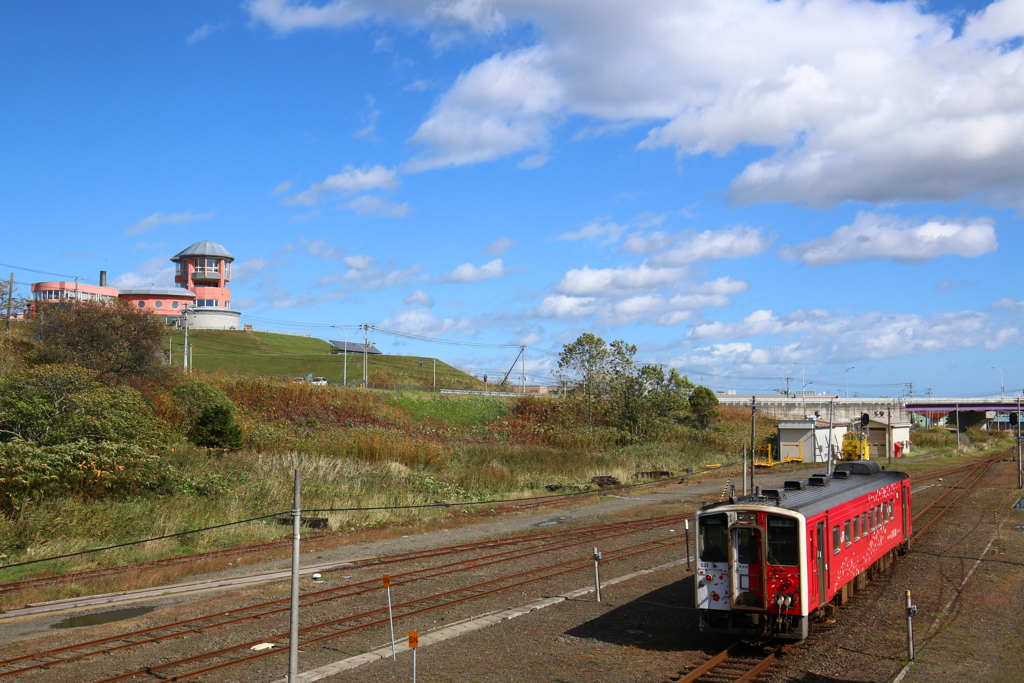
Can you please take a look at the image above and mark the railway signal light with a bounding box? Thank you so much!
[861,413,870,427]
[1010,412,1018,426]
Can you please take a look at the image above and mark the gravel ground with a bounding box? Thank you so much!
[5,456,1022,683]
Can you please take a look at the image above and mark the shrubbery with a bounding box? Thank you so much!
[0,440,172,515]
[172,378,243,449]
[0,364,165,446]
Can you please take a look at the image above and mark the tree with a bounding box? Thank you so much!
[191,403,243,449]
[34,300,169,385]
[1,276,29,333]
[558,333,611,427]
[689,385,720,430]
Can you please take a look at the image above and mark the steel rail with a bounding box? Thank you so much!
[910,457,997,541]
[0,514,688,678]
[89,532,689,682]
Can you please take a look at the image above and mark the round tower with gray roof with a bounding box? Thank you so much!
[169,240,242,330]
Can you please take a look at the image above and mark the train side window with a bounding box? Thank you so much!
[862,512,868,535]
[698,513,728,563]
[876,504,882,526]
[844,520,852,547]
[888,500,894,521]
[869,509,874,531]
[832,525,841,555]
[767,515,799,566]
[853,515,860,541]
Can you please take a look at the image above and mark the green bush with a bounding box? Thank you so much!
[0,365,162,446]
[191,404,244,450]
[0,440,172,515]
[172,378,235,425]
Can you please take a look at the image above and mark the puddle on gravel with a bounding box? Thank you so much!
[536,517,569,527]
[52,606,155,629]
[1015,496,1024,511]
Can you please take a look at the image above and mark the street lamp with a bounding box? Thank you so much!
[993,366,1004,398]
[845,367,855,399]
[331,326,349,386]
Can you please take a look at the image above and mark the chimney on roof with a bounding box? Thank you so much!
[99,270,107,287]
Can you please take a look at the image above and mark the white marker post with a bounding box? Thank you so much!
[684,519,691,571]
[287,470,301,683]
[408,632,419,683]
[384,574,396,660]
[593,547,602,602]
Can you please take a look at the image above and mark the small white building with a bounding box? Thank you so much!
[777,419,848,463]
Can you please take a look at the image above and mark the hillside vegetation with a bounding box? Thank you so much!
[1,307,780,590]
[167,329,486,389]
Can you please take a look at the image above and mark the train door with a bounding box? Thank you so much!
[901,490,908,539]
[730,524,766,609]
[815,521,827,607]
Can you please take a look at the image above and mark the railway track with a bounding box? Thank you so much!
[667,645,778,683]
[0,513,690,682]
[0,478,675,599]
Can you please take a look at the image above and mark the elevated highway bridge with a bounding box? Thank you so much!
[717,395,1020,431]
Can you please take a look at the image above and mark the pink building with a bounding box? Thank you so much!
[31,280,119,304]
[31,240,243,330]
[117,286,196,317]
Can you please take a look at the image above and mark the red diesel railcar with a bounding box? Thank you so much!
[694,461,911,641]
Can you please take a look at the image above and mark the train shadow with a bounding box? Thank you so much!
[564,573,724,653]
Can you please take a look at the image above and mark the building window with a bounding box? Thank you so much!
[154,301,163,309]
[137,301,145,308]
[175,262,182,275]
[172,301,179,309]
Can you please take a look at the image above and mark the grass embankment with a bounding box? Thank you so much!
[166,329,485,389]
[0,378,771,600]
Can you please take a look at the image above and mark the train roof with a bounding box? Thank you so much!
[698,461,909,519]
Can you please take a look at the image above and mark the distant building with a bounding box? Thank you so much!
[328,340,382,355]
[30,240,242,330]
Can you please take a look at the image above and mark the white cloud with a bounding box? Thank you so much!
[623,226,773,266]
[125,211,214,236]
[439,258,513,283]
[271,181,293,195]
[343,254,374,269]
[355,95,381,141]
[404,290,434,306]
[483,236,516,256]
[112,257,175,289]
[556,219,626,246]
[187,23,226,44]
[346,194,413,217]
[405,47,563,172]
[317,261,425,291]
[937,280,971,291]
[693,277,750,296]
[686,307,1022,361]
[380,308,473,337]
[287,165,399,206]
[250,0,1024,206]
[554,264,686,297]
[532,294,597,319]
[781,213,998,266]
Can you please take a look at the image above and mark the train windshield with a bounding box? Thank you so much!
[767,515,799,566]
[699,513,728,562]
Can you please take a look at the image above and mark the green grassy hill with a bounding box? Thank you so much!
[165,329,485,389]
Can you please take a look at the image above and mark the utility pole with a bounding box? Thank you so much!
[886,404,892,466]
[433,358,436,391]
[183,308,189,372]
[1017,396,1022,490]
[287,470,301,683]
[5,273,13,332]
[362,324,370,387]
[828,398,835,474]
[520,345,526,394]
[749,396,757,494]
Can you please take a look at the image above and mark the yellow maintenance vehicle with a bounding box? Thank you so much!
[842,415,871,460]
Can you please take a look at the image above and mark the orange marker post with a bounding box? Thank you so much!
[409,632,419,682]
[383,575,396,660]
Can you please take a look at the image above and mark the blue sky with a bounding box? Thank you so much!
[3,0,1024,397]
